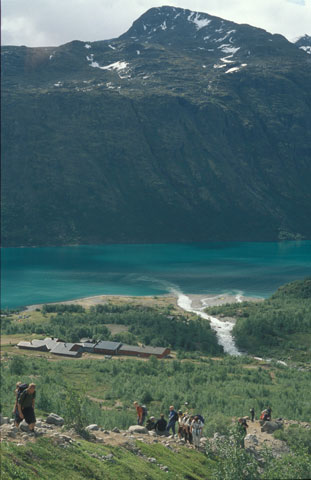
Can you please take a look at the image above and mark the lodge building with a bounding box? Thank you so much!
[17,337,170,359]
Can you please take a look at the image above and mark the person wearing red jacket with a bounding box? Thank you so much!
[133,401,144,425]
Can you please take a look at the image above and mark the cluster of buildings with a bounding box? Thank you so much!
[17,337,171,359]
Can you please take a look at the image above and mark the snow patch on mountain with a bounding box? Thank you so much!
[215,30,236,43]
[300,46,311,54]
[97,61,129,72]
[220,55,235,63]
[219,45,240,54]
[187,12,211,30]
[84,44,91,49]
[214,63,227,69]
[225,64,247,74]
[225,67,240,73]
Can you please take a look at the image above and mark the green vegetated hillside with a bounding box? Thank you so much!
[206,278,311,361]
[1,353,311,479]
[2,6,311,246]
[1,279,311,479]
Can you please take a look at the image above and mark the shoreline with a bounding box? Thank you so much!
[25,292,263,311]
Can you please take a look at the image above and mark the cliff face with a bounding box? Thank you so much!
[2,6,311,246]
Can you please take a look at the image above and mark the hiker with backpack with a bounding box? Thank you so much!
[237,418,248,448]
[13,382,23,427]
[17,383,36,432]
[184,415,194,444]
[266,406,272,421]
[166,405,178,436]
[133,401,145,426]
[146,416,156,431]
[191,415,204,448]
[154,414,167,435]
[250,407,255,422]
[177,410,184,439]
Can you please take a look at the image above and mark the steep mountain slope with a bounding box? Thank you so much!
[2,6,311,246]
[295,34,311,54]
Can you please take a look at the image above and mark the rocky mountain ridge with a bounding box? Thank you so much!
[295,34,311,54]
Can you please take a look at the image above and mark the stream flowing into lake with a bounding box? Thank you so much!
[175,291,242,355]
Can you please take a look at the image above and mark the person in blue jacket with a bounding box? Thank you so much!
[166,405,178,436]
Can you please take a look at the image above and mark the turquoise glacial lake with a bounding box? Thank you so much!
[1,242,311,308]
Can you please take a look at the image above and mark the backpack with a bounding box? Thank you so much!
[142,405,148,417]
[196,414,205,424]
[17,383,28,401]
[172,411,179,422]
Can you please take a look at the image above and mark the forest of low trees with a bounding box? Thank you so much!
[206,278,311,361]
[1,302,223,355]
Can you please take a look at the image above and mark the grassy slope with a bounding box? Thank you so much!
[1,438,213,480]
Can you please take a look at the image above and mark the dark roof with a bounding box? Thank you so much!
[119,344,169,355]
[17,340,48,351]
[51,343,81,356]
[94,341,122,351]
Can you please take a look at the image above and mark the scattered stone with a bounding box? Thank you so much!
[46,413,64,426]
[59,435,72,443]
[86,424,99,431]
[261,421,283,434]
[112,427,120,433]
[245,434,259,446]
[102,430,110,434]
[148,457,157,463]
[128,425,148,434]
[102,453,114,461]
[160,465,169,472]
[0,416,9,425]
[19,421,30,432]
